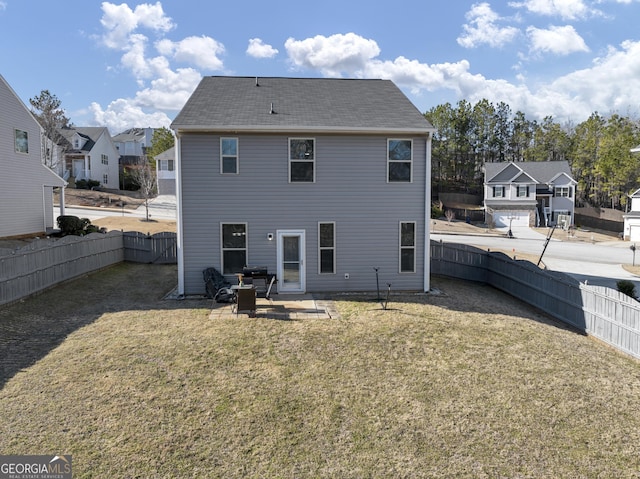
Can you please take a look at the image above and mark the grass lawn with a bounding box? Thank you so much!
[1,264,640,478]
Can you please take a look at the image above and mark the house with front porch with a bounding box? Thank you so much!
[0,74,66,238]
[55,127,120,189]
[623,188,640,242]
[484,161,577,228]
[171,76,435,296]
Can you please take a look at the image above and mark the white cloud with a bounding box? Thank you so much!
[92,2,219,132]
[90,99,172,133]
[133,67,202,110]
[247,38,279,59]
[283,31,640,122]
[527,24,590,55]
[457,3,520,48]
[508,0,600,20]
[100,1,174,49]
[156,35,225,70]
[0,2,7,11]
[285,33,381,77]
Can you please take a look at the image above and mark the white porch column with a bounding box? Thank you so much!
[59,186,65,216]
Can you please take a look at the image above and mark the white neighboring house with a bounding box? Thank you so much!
[484,161,577,228]
[0,74,66,238]
[55,127,120,189]
[155,146,175,195]
[623,189,640,242]
[623,145,640,241]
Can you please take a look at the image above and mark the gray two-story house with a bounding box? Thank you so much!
[484,161,577,228]
[171,76,435,295]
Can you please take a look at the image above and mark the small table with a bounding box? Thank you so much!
[231,285,256,317]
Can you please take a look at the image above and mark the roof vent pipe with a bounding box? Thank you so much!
[270,102,276,114]
[255,77,259,87]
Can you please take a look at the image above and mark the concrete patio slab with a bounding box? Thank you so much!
[208,294,340,320]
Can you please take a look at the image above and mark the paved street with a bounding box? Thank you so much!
[432,226,640,290]
[57,195,176,221]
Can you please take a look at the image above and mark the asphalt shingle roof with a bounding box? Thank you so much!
[485,161,575,184]
[171,76,434,133]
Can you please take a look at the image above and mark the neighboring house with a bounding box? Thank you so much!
[112,127,154,165]
[0,74,66,238]
[155,146,175,195]
[623,146,640,241]
[56,127,120,189]
[484,161,577,228]
[171,76,435,296]
[623,188,640,241]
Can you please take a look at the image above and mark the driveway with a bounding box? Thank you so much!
[432,226,640,290]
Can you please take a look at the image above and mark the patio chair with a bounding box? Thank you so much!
[203,267,234,303]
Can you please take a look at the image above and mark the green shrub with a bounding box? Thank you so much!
[617,280,637,300]
[57,215,95,236]
[431,205,444,219]
[75,179,100,190]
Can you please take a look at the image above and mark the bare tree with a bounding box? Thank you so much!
[29,90,71,171]
[445,209,456,224]
[130,159,157,221]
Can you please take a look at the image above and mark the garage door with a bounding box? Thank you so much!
[493,212,529,228]
[630,225,640,242]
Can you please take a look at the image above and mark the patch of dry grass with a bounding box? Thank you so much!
[1,265,640,478]
[91,216,177,234]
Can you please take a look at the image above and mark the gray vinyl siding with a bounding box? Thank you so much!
[0,76,65,238]
[180,133,428,294]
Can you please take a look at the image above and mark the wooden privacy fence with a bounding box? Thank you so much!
[0,231,178,306]
[431,240,640,359]
[0,232,124,306]
[122,231,177,264]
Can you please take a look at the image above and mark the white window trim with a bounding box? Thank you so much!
[517,185,528,197]
[288,137,316,183]
[318,222,336,275]
[493,185,505,198]
[554,186,571,198]
[220,137,239,175]
[387,138,413,183]
[399,221,416,274]
[14,129,28,154]
[220,222,248,274]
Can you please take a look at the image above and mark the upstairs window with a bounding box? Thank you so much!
[221,138,238,174]
[289,138,315,182]
[159,159,174,171]
[221,223,247,274]
[101,154,109,165]
[388,139,412,182]
[15,129,28,154]
[517,185,529,197]
[554,186,571,198]
[493,186,505,198]
[399,221,416,273]
[319,222,335,274]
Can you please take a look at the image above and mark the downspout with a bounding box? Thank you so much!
[424,132,432,293]
[175,133,185,296]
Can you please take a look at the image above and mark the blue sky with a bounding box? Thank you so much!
[1,0,639,133]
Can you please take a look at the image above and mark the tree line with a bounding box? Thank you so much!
[425,99,640,210]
